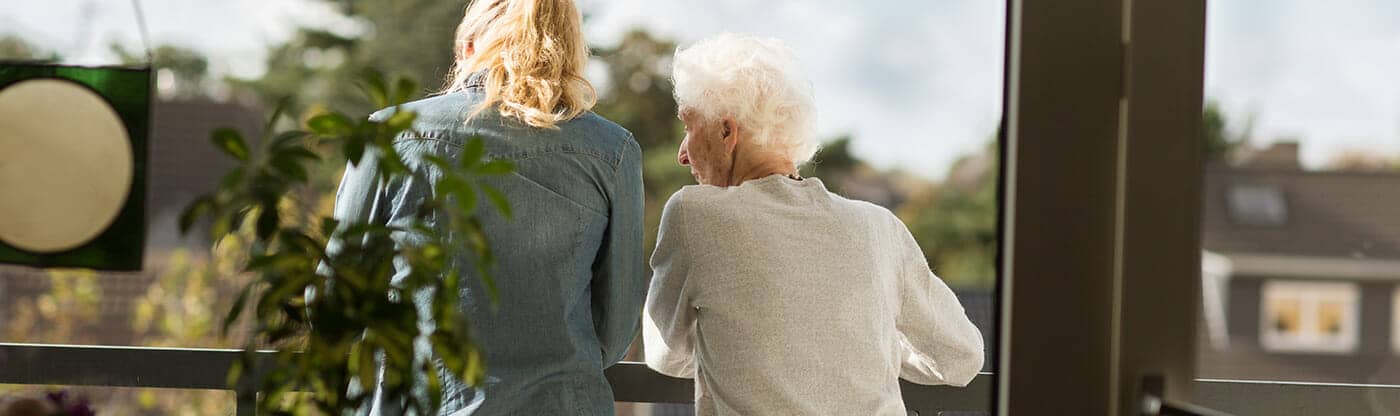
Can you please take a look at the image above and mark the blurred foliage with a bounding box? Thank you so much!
[901,142,998,289]
[181,72,512,415]
[3,269,102,344]
[233,0,467,115]
[1326,150,1400,171]
[591,30,690,254]
[112,44,213,100]
[0,35,56,61]
[1203,100,1254,162]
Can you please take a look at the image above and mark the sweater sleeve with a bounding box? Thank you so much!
[891,215,986,386]
[642,192,699,378]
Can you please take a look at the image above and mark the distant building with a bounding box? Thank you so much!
[1199,143,1400,383]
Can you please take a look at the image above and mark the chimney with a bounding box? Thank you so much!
[1239,141,1301,171]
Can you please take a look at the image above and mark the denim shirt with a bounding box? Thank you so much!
[329,76,645,415]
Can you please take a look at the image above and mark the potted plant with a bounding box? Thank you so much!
[182,72,512,415]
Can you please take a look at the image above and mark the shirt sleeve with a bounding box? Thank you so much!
[592,138,647,367]
[642,193,698,378]
[892,215,986,386]
[317,110,397,280]
[312,152,388,305]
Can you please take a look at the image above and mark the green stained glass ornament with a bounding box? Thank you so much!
[0,62,150,271]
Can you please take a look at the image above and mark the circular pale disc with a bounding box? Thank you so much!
[0,79,134,253]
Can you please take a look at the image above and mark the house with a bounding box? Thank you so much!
[1198,143,1400,383]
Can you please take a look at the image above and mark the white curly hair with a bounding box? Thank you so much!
[671,33,820,165]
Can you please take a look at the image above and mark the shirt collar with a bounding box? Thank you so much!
[464,69,488,90]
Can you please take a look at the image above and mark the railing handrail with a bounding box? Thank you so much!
[0,342,992,415]
[1194,377,1400,390]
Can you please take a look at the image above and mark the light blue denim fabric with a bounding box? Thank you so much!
[327,74,645,415]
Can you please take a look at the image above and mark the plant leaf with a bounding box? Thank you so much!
[211,128,250,161]
[344,135,368,166]
[422,155,454,172]
[476,159,514,175]
[270,130,308,151]
[384,110,417,133]
[438,177,476,214]
[464,345,485,386]
[361,70,389,109]
[257,206,280,241]
[393,76,418,107]
[218,167,246,191]
[271,154,311,183]
[225,355,244,389]
[320,217,341,238]
[459,137,485,170]
[353,340,377,392]
[307,113,353,137]
[481,184,511,220]
[179,196,214,234]
[264,97,291,140]
[222,284,253,336]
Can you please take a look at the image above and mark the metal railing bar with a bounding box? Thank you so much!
[1194,378,1400,390]
[602,360,693,403]
[0,343,993,414]
[0,343,276,391]
[1158,401,1233,416]
[1142,374,1234,416]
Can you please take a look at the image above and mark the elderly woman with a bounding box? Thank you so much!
[642,34,985,415]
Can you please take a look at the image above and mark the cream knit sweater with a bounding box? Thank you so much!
[643,174,985,416]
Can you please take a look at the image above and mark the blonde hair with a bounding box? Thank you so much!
[443,0,596,129]
[672,33,819,164]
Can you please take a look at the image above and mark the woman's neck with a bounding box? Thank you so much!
[728,156,799,186]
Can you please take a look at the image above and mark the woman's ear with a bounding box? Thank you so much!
[460,40,476,59]
[721,117,739,155]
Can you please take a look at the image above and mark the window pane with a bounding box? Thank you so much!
[2,0,1003,414]
[1198,0,1400,387]
[591,1,1003,414]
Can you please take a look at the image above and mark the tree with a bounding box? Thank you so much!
[1204,100,1253,161]
[1326,150,1398,172]
[591,30,692,253]
[0,35,54,61]
[113,44,213,100]
[901,141,998,290]
[800,136,861,195]
[233,0,467,115]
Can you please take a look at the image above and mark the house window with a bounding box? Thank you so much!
[1260,281,1359,353]
[1227,185,1287,226]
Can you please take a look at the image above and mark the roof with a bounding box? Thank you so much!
[1203,164,1400,260]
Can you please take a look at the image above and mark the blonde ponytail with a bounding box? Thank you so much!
[444,0,596,129]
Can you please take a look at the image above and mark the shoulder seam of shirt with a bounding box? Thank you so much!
[393,130,624,170]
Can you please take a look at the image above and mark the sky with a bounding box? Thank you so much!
[4,0,1400,176]
[1205,0,1400,168]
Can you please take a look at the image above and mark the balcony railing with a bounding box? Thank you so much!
[0,343,993,416]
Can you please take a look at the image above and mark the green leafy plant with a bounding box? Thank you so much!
[181,71,512,415]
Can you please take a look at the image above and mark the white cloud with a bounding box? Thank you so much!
[14,0,1400,175]
[3,0,332,78]
[8,0,1005,177]
[1206,0,1400,168]
[584,0,1006,178]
